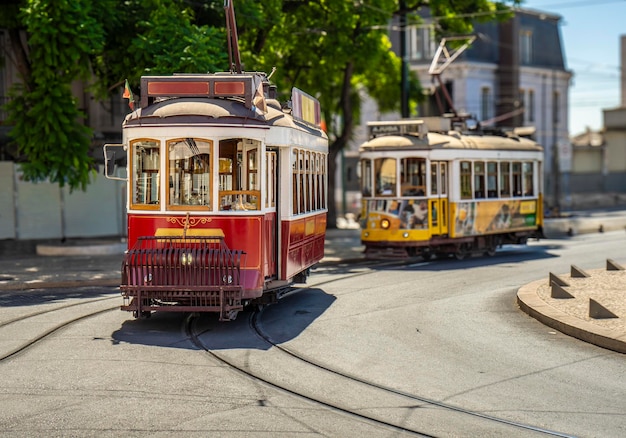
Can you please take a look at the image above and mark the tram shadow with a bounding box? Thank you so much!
[372,240,563,269]
[110,287,334,351]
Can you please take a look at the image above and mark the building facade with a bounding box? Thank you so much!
[403,8,572,210]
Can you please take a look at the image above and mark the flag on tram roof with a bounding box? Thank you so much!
[123,79,135,110]
[252,75,267,114]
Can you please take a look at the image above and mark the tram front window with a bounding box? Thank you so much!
[167,138,212,208]
[132,140,160,208]
[374,157,396,196]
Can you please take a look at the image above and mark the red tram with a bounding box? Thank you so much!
[104,73,328,320]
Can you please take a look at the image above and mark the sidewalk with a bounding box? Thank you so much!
[0,212,624,353]
[0,229,365,292]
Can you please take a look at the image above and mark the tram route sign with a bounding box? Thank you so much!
[291,87,322,129]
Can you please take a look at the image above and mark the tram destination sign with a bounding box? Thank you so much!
[368,120,426,139]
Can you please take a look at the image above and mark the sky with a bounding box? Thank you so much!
[520,0,626,134]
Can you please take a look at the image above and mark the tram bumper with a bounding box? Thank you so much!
[120,236,246,321]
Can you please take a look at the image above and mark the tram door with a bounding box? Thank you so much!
[265,149,279,279]
[429,161,448,235]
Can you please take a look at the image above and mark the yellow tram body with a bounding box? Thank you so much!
[358,117,544,259]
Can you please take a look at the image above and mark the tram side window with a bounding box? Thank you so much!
[299,150,306,213]
[292,149,300,214]
[487,162,498,198]
[439,162,448,195]
[523,162,534,196]
[474,162,486,198]
[132,139,160,207]
[374,157,396,196]
[500,162,511,197]
[167,138,212,208]
[360,160,373,196]
[265,151,276,208]
[401,157,426,196]
[311,153,320,210]
[320,154,327,209]
[303,151,310,212]
[460,161,472,199]
[512,162,522,196]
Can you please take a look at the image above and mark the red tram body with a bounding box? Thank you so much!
[104,74,328,320]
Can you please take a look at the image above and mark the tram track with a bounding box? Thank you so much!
[0,294,119,362]
[187,280,576,437]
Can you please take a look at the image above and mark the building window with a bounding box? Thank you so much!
[481,87,491,122]
[409,24,436,61]
[528,89,535,122]
[520,29,532,64]
[553,90,560,124]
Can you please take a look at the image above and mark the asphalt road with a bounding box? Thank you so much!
[0,231,624,437]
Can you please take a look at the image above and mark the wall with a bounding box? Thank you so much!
[0,162,126,242]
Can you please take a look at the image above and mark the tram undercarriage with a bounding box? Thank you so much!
[364,229,541,261]
[120,236,247,321]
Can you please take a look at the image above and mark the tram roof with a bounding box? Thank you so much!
[123,96,324,134]
[359,131,543,152]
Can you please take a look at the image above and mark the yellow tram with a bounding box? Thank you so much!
[358,117,544,260]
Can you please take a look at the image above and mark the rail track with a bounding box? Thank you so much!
[0,290,119,361]
[186,266,576,437]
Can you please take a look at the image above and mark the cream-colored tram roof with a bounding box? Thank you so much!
[359,131,543,153]
[123,97,327,150]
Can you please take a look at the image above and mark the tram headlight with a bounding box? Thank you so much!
[181,252,193,266]
[380,218,391,229]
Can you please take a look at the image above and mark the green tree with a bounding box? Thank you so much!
[3,0,229,191]
[4,0,104,191]
[235,0,521,226]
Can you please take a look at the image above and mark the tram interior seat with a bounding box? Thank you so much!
[402,185,425,196]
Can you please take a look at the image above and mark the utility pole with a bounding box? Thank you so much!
[552,69,561,214]
[399,0,409,118]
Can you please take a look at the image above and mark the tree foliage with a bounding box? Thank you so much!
[233,0,521,223]
[5,0,103,191]
[3,0,521,203]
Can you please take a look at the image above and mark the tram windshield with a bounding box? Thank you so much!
[132,139,160,208]
[167,138,212,208]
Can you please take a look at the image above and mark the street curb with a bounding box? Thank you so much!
[0,279,121,291]
[517,279,626,354]
[36,242,126,256]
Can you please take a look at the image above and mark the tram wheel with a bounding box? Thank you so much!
[484,246,497,257]
[454,248,467,260]
[421,249,433,261]
[454,243,469,260]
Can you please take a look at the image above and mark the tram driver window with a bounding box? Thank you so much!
[132,139,160,208]
[219,138,260,211]
[374,157,396,196]
[167,138,212,209]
